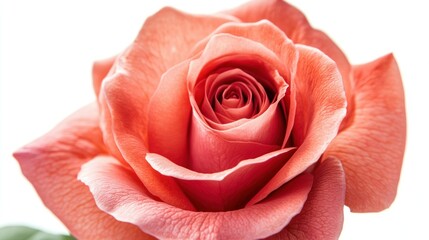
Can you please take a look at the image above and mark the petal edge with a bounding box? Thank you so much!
[324,54,406,212]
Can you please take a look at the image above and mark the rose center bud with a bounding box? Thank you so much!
[188,55,288,173]
[203,68,270,124]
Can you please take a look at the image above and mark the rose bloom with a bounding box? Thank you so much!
[14,0,406,239]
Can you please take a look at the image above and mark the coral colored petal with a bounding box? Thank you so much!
[226,0,351,83]
[189,21,296,99]
[100,76,193,209]
[187,29,294,172]
[190,20,298,147]
[268,157,346,240]
[324,54,406,212]
[189,106,283,173]
[146,148,295,211]
[99,8,232,210]
[208,69,266,122]
[147,41,286,172]
[98,90,129,166]
[92,56,115,97]
[147,61,191,166]
[226,0,353,121]
[247,45,347,206]
[13,104,152,240]
[79,156,313,239]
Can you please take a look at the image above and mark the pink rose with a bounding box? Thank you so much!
[14,0,406,239]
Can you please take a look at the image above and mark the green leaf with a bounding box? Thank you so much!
[0,226,76,240]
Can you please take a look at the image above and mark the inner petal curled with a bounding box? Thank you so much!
[188,33,292,173]
[201,68,270,124]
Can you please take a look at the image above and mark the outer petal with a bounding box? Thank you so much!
[92,55,115,97]
[324,54,406,212]
[268,157,346,240]
[99,8,233,210]
[247,45,347,206]
[93,57,132,168]
[226,0,354,121]
[79,156,313,240]
[146,148,295,211]
[13,104,152,240]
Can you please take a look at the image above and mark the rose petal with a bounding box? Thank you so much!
[148,61,282,173]
[146,148,295,211]
[79,155,313,239]
[189,102,284,172]
[324,54,406,212]
[268,157,346,240]
[206,69,268,123]
[99,7,233,209]
[247,45,347,206]
[92,56,128,166]
[189,20,298,147]
[193,54,287,134]
[92,55,115,97]
[150,21,298,173]
[188,27,295,172]
[147,61,191,167]
[148,56,282,176]
[101,79,195,211]
[13,104,151,240]
[226,0,353,126]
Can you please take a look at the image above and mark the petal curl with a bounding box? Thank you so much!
[324,54,406,212]
[99,7,233,209]
[268,157,346,240]
[247,45,347,206]
[147,61,191,167]
[92,55,115,97]
[146,148,295,211]
[79,155,313,239]
[13,104,152,240]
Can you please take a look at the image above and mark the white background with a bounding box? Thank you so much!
[1,0,427,239]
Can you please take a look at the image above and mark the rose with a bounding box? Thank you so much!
[14,0,406,239]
